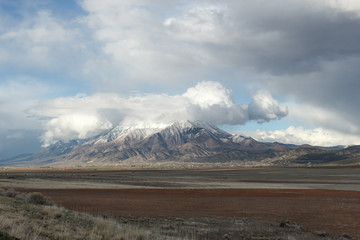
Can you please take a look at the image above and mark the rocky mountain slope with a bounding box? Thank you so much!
[2,120,359,167]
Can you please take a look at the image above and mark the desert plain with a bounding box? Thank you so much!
[1,166,360,239]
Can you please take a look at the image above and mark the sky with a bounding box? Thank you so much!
[1,0,360,159]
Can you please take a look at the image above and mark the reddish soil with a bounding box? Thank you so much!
[29,188,360,237]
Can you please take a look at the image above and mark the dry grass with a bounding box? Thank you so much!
[0,188,179,240]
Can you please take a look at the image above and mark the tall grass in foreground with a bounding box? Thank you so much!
[0,188,180,240]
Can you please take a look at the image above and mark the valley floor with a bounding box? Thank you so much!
[1,167,360,239]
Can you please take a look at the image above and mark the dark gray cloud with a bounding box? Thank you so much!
[264,56,360,135]
[214,1,360,135]
[161,1,360,75]
[158,1,360,136]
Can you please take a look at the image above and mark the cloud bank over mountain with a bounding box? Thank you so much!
[29,81,287,146]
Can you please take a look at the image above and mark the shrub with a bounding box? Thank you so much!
[4,189,18,198]
[25,192,48,205]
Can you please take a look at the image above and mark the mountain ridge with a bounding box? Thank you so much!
[1,120,359,167]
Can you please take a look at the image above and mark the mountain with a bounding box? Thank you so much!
[2,120,359,167]
[1,120,288,166]
[263,145,360,166]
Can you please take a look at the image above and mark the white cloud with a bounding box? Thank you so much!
[29,81,287,146]
[42,114,112,146]
[248,90,288,123]
[183,81,233,108]
[248,126,360,147]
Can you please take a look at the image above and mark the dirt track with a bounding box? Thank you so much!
[30,188,360,237]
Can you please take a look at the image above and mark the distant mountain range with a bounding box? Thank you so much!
[2,120,360,167]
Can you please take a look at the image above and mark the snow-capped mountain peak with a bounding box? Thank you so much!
[86,125,161,145]
[165,120,231,138]
[4,120,300,166]
[85,120,234,146]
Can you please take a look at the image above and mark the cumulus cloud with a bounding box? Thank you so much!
[183,81,234,108]
[248,126,360,147]
[29,81,287,146]
[248,90,288,123]
[42,114,112,144]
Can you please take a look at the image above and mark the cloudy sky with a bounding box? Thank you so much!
[1,0,360,159]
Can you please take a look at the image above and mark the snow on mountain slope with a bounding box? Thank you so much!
[85,120,230,146]
[85,126,161,145]
[134,120,233,150]
[160,120,229,137]
[231,135,255,144]
[190,120,231,138]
